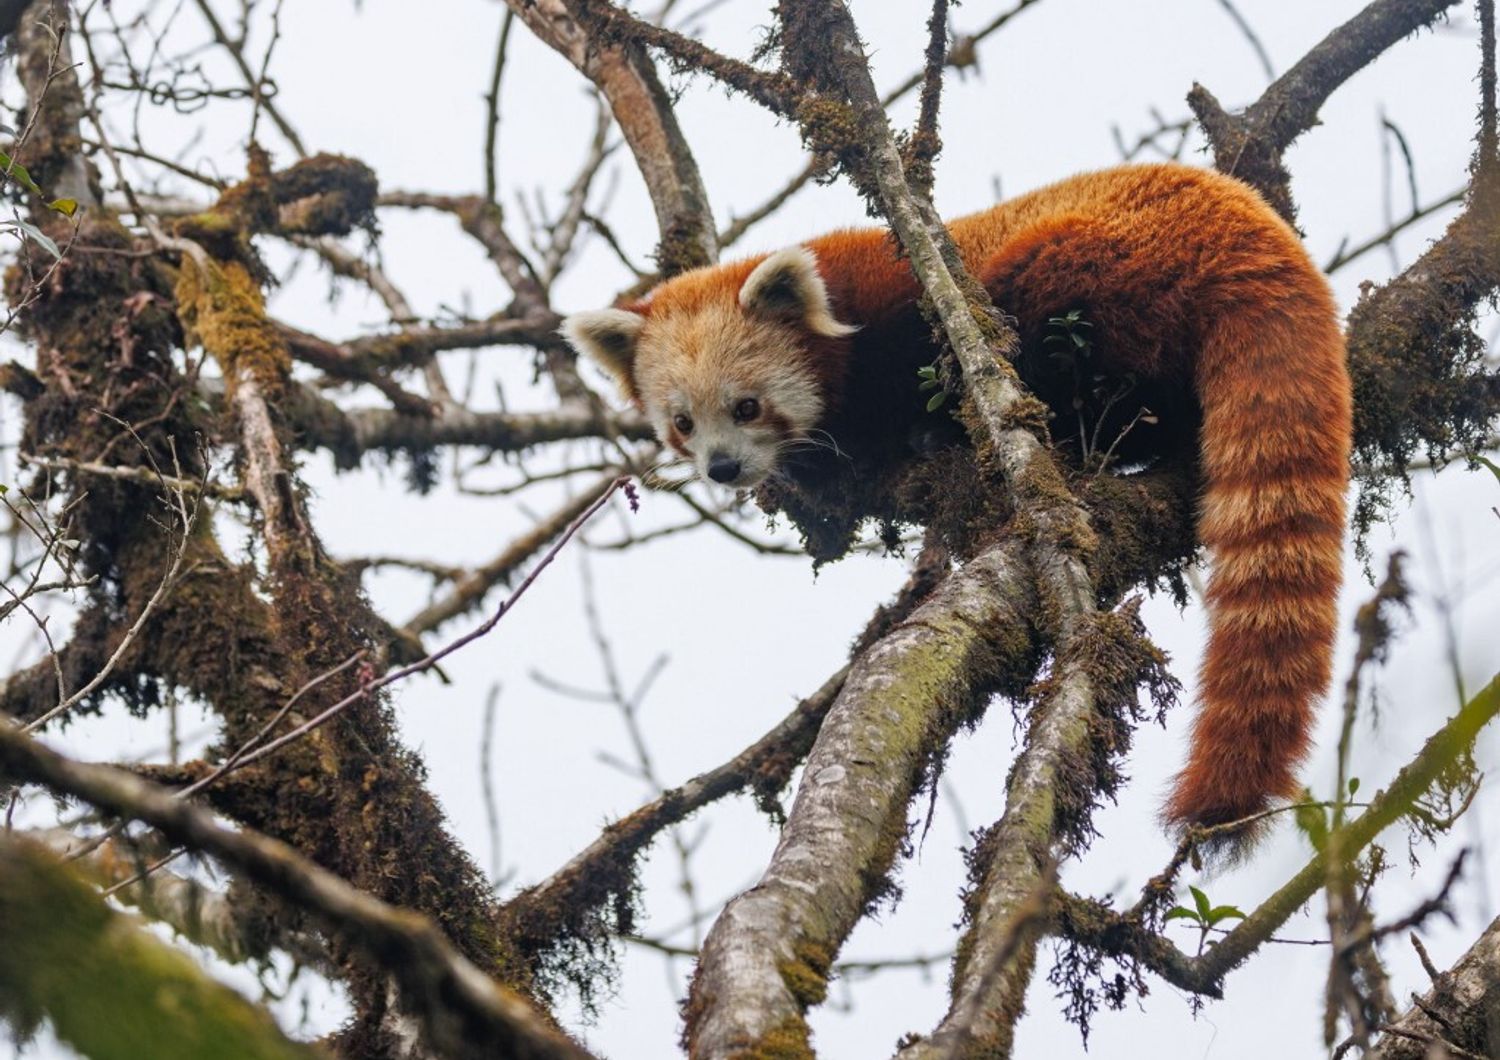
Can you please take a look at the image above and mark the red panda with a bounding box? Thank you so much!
[562,162,1352,838]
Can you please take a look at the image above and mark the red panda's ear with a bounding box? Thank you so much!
[739,247,858,338]
[560,309,645,399]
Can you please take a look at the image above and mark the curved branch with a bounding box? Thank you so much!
[1189,0,1460,221]
[1194,670,1500,987]
[1026,669,1500,1017]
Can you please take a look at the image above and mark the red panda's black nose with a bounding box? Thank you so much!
[707,454,742,483]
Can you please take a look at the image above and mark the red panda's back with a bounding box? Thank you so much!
[956,163,1350,840]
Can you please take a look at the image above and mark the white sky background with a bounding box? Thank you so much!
[6,1,1500,1058]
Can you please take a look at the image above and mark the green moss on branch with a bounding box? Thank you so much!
[0,837,323,1060]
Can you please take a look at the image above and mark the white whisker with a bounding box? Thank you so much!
[641,456,697,493]
[768,430,852,463]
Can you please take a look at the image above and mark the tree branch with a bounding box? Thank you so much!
[1366,915,1500,1058]
[504,0,721,273]
[1189,0,1461,221]
[0,719,596,1060]
[684,539,1038,1057]
[769,7,1130,1053]
[0,835,323,1060]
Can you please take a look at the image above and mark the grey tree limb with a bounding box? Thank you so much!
[684,539,1038,1058]
[503,0,718,273]
[1365,917,1500,1059]
[1189,0,1461,221]
[773,6,1113,1054]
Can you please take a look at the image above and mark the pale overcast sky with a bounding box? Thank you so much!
[8,2,1500,1058]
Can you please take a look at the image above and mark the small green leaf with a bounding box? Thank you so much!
[1206,905,1245,926]
[9,219,60,259]
[0,483,9,494]
[48,198,78,217]
[925,391,947,413]
[1072,332,1088,348]
[1478,454,1500,484]
[1164,906,1201,923]
[1347,777,1360,797]
[0,150,44,197]
[1190,885,1212,920]
[918,378,940,392]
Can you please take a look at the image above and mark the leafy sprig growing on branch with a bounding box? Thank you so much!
[917,361,950,412]
[1164,885,1247,956]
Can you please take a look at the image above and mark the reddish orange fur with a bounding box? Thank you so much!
[605,164,1352,835]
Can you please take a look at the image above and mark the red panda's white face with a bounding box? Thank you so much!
[561,247,856,489]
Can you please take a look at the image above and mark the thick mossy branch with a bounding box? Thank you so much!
[173,147,378,250]
[1347,172,1500,558]
[0,836,323,1060]
[765,9,1182,1058]
[268,153,379,237]
[175,257,291,395]
[684,540,1040,1059]
[9,94,532,1048]
[899,602,1179,1060]
[0,723,596,1060]
[14,4,97,208]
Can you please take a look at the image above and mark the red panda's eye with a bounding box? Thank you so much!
[673,413,694,435]
[733,398,761,423]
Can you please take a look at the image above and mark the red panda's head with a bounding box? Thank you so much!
[561,247,856,489]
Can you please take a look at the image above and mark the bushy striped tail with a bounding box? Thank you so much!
[1163,283,1351,846]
